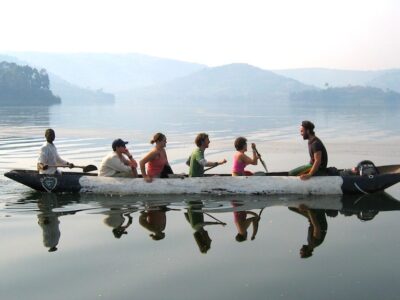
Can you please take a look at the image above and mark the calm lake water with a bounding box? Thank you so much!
[1,101,400,300]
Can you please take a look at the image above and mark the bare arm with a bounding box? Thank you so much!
[307,210,322,239]
[205,159,227,167]
[300,151,321,180]
[140,149,158,182]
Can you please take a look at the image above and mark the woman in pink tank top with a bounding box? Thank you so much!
[232,137,259,176]
[140,133,170,183]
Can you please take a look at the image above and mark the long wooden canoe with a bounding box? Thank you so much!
[4,165,400,195]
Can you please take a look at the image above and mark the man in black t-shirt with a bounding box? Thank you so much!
[289,120,328,180]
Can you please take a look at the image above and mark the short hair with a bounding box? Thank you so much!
[45,128,55,139]
[301,120,315,134]
[235,233,247,242]
[195,133,209,147]
[234,137,247,151]
[150,132,166,144]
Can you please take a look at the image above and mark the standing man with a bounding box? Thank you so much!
[37,129,74,174]
[289,121,328,180]
[189,133,227,177]
[99,138,138,177]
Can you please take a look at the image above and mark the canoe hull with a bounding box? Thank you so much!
[4,169,400,195]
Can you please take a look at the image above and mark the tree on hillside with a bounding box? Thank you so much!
[0,61,60,105]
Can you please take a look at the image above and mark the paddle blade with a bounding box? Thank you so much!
[83,165,97,172]
[261,161,268,173]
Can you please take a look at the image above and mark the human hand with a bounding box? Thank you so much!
[220,159,227,165]
[129,159,138,168]
[144,175,152,183]
[300,174,312,180]
[123,148,131,156]
[251,143,256,150]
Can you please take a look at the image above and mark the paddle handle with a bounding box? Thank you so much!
[254,147,268,173]
[204,165,217,172]
[204,160,227,172]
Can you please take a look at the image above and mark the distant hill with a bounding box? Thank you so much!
[290,86,400,104]
[0,54,115,104]
[368,70,400,93]
[0,61,60,105]
[7,52,206,93]
[120,63,314,103]
[50,74,115,104]
[274,68,388,88]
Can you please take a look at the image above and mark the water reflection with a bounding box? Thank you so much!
[103,209,134,239]
[233,201,261,242]
[5,192,400,255]
[185,201,226,253]
[0,106,51,128]
[289,206,328,258]
[139,206,168,240]
[36,193,88,252]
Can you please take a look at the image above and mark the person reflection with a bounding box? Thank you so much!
[289,204,328,259]
[185,201,226,254]
[233,208,261,242]
[139,206,167,240]
[103,209,133,239]
[37,194,72,252]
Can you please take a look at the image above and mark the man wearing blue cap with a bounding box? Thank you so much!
[99,139,138,177]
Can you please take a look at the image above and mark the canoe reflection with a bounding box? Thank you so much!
[9,192,400,255]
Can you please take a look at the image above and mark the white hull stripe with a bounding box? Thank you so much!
[79,176,344,195]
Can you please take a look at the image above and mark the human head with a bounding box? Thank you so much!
[150,133,166,146]
[112,138,128,151]
[300,120,315,140]
[45,129,55,143]
[193,228,212,253]
[150,231,166,240]
[234,137,247,151]
[235,232,248,242]
[112,228,127,239]
[300,244,313,258]
[195,133,210,148]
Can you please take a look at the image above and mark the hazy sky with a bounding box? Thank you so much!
[1,0,399,70]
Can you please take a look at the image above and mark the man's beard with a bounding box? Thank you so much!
[303,132,309,140]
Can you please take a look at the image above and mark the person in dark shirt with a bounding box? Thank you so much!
[289,205,328,259]
[289,120,328,180]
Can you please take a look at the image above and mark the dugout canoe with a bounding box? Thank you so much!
[4,165,400,195]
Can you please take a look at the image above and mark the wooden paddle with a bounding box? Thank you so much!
[204,212,227,225]
[204,160,227,173]
[48,164,97,173]
[254,146,268,173]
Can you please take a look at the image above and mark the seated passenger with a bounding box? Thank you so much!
[188,133,227,177]
[289,121,328,180]
[140,133,171,183]
[99,139,138,177]
[37,128,74,174]
[232,137,258,176]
